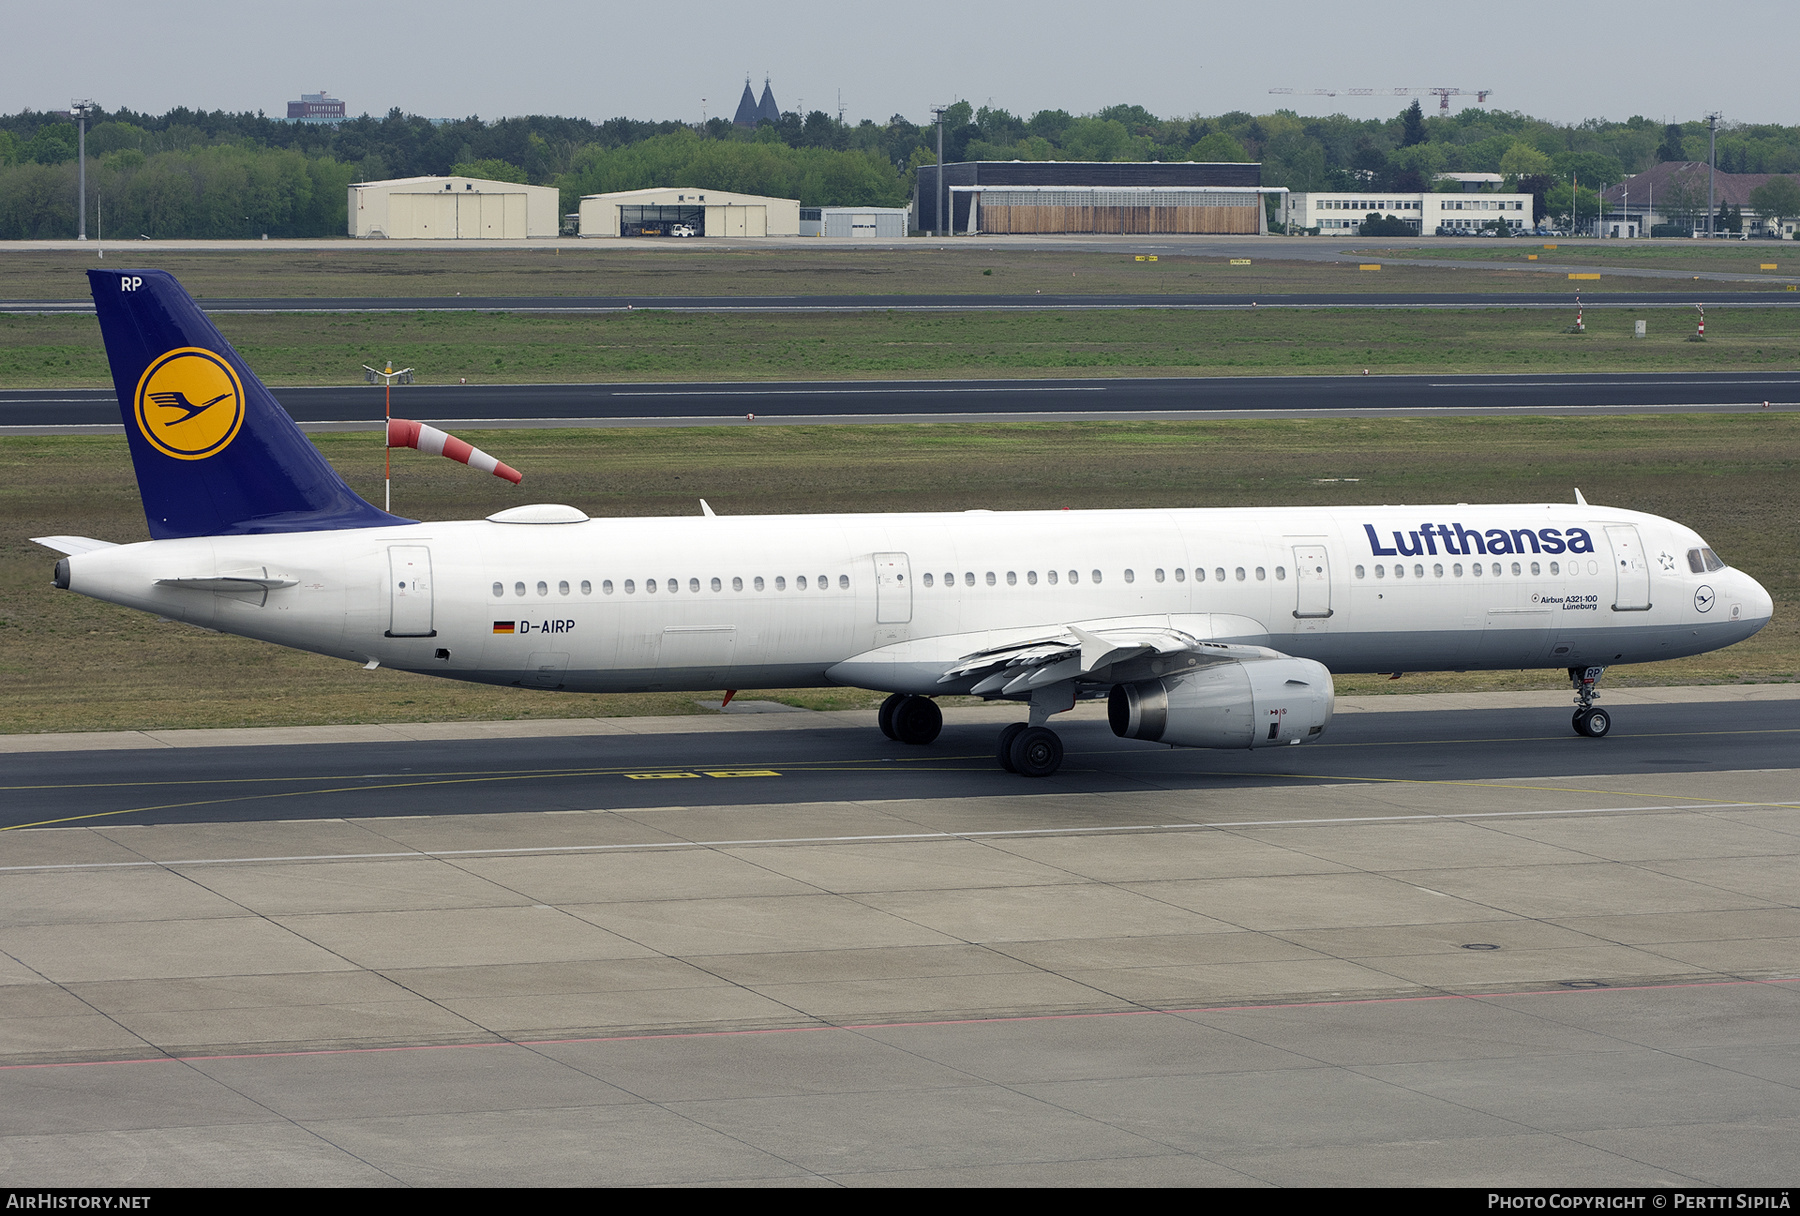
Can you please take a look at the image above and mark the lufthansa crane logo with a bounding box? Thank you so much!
[132,348,245,460]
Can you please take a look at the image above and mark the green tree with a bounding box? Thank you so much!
[1189,131,1249,162]
[450,158,528,183]
[1657,123,1687,162]
[1748,175,1800,231]
[1500,141,1552,177]
[1400,99,1427,148]
[25,123,78,164]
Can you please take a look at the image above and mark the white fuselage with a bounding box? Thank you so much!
[62,503,1773,695]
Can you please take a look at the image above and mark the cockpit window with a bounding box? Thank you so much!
[1690,547,1726,573]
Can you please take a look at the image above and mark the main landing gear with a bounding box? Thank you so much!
[876,692,1069,778]
[996,722,1064,778]
[878,693,942,746]
[1569,665,1612,738]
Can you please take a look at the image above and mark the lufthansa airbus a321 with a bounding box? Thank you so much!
[35,270,1774,777]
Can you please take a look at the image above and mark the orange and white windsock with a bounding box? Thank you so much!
[387,418,522,484]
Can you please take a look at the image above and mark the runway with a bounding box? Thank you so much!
[7,289,1798,315]
[1,690,1797,1184]
[6,370,1798,434]
[5,698,1798,831]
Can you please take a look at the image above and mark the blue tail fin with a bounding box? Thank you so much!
[89,268,406,539]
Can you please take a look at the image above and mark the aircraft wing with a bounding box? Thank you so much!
[826,613,1286,696]
[941,626,1287,696]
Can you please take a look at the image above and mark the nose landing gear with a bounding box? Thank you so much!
[1569,666,1612,737]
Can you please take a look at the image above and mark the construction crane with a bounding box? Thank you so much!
[1268,88,1493,114]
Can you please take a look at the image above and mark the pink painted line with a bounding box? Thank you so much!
[6,975,1794,1072]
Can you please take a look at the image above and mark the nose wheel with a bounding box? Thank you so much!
[1572,707,1611,738]
[1568,666,1612,738]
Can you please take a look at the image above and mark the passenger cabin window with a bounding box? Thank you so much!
[581,580,592,595]
[1354,565,1365,579]
[1007,571,1017,585]
[514,582,526,597]
[1175,568,1186,582]
[754,576,765,591]
[537,581,548,596]
[1027,571,1037,585]
[1124,569,1135,584]
[732,576,744,591]
[1234,567,1246,582]
[624,579,636,593]
[711,577,722,592]
[985,572,996,586]
[1048,570,1058,585]
[559,581,570,595]
[838,575,849,589]
[690,578,701,593]
[492,582,504,597]
[923,573,934,587]
[775,576,786,591]
[1092,569,1103,584]
[602,579,613,594]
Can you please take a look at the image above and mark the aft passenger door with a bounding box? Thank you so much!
[386,545,435,637]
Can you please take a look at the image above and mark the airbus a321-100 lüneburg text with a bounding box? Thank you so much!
[36,271,1774,777]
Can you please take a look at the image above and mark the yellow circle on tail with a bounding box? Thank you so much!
[133,348,245,460]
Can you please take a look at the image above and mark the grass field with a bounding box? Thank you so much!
[1373,241,1799,277]
[0,246,1779,302]
[4,305,1796,389]
[2,415,1793,734]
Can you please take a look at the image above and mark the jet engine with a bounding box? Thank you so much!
[1108,658,1334,749]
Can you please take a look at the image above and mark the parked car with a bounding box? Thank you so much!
[670,224,697,238]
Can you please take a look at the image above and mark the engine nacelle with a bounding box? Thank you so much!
[1108,658,1334,749]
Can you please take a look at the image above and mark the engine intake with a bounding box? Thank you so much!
[1109,658,1334,749]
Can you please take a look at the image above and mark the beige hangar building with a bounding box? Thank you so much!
[578,187,801,238]
[349,176,562,239]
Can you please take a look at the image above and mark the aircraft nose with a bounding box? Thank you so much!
[1742,572,1775,625]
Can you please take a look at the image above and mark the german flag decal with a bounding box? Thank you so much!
[492,621,516,634]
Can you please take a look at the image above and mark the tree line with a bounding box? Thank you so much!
[2,100,1797,239]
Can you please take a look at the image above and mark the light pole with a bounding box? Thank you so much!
[930,105,948,236]
[1706,112,1721,237]
[364,360,415,512]
[70,99,97,241]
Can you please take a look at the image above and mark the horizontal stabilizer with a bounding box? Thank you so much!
[32,535,119,556]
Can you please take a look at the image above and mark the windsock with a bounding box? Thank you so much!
[387,418,522,484]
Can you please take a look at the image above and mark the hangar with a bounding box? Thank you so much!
[799,206,911,238]
[914,161,1282,236]
[348,176,561,239]
[578,188,802,238]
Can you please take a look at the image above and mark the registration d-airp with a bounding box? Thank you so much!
[36,270,1774,776]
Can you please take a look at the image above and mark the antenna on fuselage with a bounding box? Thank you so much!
[1574,488,1589,506]
[700,499,717,517]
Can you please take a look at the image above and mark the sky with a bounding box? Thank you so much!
[8,1,1797,130]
